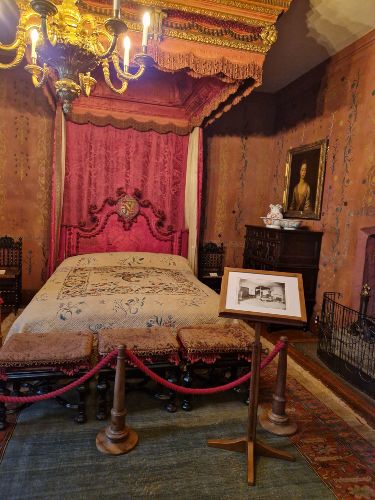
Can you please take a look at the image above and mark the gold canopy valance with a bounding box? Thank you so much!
[70,0,291,133]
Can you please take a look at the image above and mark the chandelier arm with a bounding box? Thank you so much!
[0,43,27,70]
[97,35,119,60]
[25,63,49,88]
[40,15,53,49]
[102,59,128,94]
[111,53,146,81]
[0,38,22,52]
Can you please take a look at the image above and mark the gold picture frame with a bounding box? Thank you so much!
[282,139,328,220]
[219,267,307,326]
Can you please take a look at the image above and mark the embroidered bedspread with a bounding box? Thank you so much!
[7,252,231,339]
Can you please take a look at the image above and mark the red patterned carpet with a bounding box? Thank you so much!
[260,367,375,499]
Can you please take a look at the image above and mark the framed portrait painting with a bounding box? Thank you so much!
[282,139,328,220]
[219,268,307,326]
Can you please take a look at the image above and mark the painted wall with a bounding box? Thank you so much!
[0,67,55,295]
[203,30,375,312]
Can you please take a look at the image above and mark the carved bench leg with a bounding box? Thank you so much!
[11,381,21,397]
[74,382,88,424]
[165,368,178,413]
[0,380,9,430]
[181,365,193,411]
[96,373,109,421]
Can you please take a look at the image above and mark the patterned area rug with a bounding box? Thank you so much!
[0,362,374,498]
[0,385,334,499]
[260,369,375,499]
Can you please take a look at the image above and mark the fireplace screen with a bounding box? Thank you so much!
[317,291,375,399]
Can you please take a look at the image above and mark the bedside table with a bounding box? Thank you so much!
[199,274,223,293]
[198,242,224,294]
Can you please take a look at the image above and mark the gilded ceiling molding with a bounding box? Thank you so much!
[80,0,289,27]
[79,0,285,54]
[161,28,270,53]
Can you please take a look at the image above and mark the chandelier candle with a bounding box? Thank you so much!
[113,0,121,18]
[124,36,130,71]
[30,29,39,63]
[142,12,150,47]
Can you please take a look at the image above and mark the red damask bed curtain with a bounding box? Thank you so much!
[56,121,190,263]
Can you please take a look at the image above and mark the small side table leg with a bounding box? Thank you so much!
[181,365,192,411]
[75,382,87,424]
[96,372,109,421]
[0,380,9,430]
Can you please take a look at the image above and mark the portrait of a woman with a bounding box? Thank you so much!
[289,161,311,212]
[283,139,328,220]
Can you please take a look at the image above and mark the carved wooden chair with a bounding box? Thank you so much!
[0,236,22,312]
[198,242,225,293]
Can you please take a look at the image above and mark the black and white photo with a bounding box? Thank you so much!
[219,268,307,324]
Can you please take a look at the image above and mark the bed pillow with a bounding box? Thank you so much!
[57,252,192,272]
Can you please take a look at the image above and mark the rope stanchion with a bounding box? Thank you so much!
[96,345,138,455]
[259,336,298,436]
[0,340,286,403]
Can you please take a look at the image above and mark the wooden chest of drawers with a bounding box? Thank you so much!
[243,225,323,325]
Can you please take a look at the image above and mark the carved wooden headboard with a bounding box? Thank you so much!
[61,188,188,259]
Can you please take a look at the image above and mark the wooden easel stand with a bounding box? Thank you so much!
[207,323,294,486]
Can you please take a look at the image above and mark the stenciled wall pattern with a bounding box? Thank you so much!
[0,67,55,294]
[203,31,375,314]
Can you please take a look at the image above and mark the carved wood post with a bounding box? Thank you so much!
[259,336,297,436]
[96,345,138,455]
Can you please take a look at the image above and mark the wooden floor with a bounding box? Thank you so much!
[262,328,375,429]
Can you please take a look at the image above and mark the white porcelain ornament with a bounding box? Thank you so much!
[260,204,284,228]
[266,204,283,220]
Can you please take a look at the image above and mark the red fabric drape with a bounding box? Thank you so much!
[59,122,189,260]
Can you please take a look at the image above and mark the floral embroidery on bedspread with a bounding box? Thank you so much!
[57,267,207,298]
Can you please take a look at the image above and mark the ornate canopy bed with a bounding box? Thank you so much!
[7,189,227,339]
[2,0,293,340]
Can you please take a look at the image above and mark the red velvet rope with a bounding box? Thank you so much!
[0,341,285,403]
[125,340,285,395]
[0,351,118,404]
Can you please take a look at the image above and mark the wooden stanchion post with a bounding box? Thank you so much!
[96,345,138,455]
[259,336,297,436]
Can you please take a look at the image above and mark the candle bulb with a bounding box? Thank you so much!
[113,0,120,17]
[123,35,130,71]
[142,12,150,47]
[30,29,39,63]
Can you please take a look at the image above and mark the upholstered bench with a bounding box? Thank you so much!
[177,323,254,410]
[0,331,94,429]
[97,327,181,415]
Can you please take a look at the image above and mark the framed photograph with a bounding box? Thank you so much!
[219,268,307,326]
[282,139,328,220]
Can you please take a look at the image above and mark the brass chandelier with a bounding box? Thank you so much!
[0,0,154,113]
